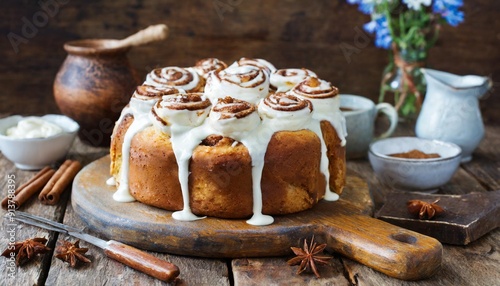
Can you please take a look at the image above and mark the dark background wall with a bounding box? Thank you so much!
[1,0,499,123]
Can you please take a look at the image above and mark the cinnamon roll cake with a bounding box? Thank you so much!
[109,58,347,226]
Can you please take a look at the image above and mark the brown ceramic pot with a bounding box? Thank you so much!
[54,39,139,147]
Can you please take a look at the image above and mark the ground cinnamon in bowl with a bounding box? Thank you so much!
[388,149,441,159]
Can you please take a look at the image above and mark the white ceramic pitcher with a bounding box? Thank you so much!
[415,69,492,162]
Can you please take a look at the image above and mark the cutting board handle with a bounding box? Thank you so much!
[323,200,442,280]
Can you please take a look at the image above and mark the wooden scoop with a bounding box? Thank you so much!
[105,24,169,49]
[63,24,169,53]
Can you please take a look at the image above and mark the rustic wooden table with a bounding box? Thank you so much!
[1,119,499,286]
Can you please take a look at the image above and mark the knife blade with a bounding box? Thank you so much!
[11,211,180,282]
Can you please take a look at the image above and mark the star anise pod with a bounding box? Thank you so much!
[55,239,91,267]
[1,237,51,265]
[407,199,444,220]
[287,236,332,278]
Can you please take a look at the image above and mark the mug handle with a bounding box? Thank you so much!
[374,103,398,139]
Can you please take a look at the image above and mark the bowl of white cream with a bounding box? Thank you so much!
[0,114,79,170]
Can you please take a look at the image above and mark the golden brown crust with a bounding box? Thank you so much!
[110,113,133,177]
[321,120,346,195]
[110,116,346,218]
[189,139,253,218]
[128,126,184,210]
[113,122,333,218]
[261,130,323,215]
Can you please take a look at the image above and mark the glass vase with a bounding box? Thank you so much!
[379,46,427,120]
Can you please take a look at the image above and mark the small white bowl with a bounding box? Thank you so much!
[0,114,79,170]
[368,137,462,192]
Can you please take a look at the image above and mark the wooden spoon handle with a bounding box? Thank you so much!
[104,240,180,282]
[117,24,169,48]
[324,200,442,280]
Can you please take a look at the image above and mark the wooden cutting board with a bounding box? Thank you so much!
[72,156,442,280]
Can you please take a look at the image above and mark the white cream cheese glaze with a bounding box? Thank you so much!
[153,93,212,221]
[111,59,346,225]
[246,93,314,225]
[106,177,116,186]
[209,97,274,225]
[113,115,151,202]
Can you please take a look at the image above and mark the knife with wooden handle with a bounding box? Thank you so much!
[12,211,180,282]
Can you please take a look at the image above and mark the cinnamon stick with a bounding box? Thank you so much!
[11,169,56,209]
[39,160,82,205]
[1,166,52,209]
[38,159,72,202]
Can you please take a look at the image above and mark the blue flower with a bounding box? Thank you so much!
[363,16,392,49]
[363,20,377,34]
[442,8,464,26]
[358,2,375,14]
[433,0,464,26]
[347,0,375,15]
[435,0,463,7]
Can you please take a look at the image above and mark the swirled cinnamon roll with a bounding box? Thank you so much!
[205,66,269,104]
[130,84,179,114]
[133,84,179,101]
[193,58,228,79]
[258,92,313,131]
[208,97,260,141]
[228,57,277,74]
[151,93,211,132]
[289,77,342,126]
[288,77,346,142]
[290,77,339,100]
[270,68,317,92]
[145,67,205,92]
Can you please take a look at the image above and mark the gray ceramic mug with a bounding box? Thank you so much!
[340,94,398,159]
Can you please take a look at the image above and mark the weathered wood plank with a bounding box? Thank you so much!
[38,137,230,285]
[44,201,230,286]
[0,157,70,286]
[232,256,348,286]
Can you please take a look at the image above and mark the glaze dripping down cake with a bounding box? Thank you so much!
[109,58,347,226]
